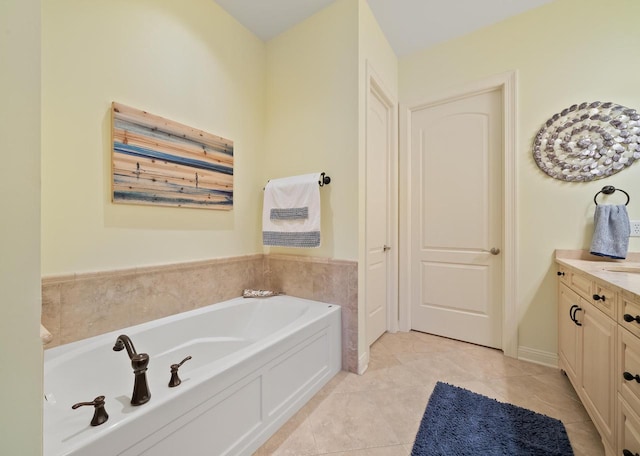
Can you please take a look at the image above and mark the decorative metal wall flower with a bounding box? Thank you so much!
[533,102,640,181]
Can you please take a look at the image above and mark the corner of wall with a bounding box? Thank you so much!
[0,0,43,454]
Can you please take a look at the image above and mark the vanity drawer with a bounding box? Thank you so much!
[620,327,640,409]
[562,270,593,302]
[619,396,640,456]
[592,281,617,318]
[622,293,640,339]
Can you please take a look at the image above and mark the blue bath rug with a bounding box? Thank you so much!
[411,382,574,456]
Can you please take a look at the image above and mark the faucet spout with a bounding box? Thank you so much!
[113,334,151,406]
[113,334,138,359]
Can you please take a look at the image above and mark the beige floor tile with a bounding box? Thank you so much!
[370,338,394,356]
[448,346,530,380]
[484,374,591,424]
[394,351,470,384]
[329,445,410,456]
[368,384,435,444]
[307,391,401,453]
[331,363,427,394]
[252,408,317,456]
[254,332,602,456]
[375,333,434,355]
[367,343,403,372]
[564,420,605,456]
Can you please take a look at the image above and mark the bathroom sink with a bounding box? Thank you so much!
[603,266,640,273]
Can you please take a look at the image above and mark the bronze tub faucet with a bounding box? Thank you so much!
[113,334,151,406]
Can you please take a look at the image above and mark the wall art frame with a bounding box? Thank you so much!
[111,102,234,210]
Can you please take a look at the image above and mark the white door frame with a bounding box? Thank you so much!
[365,62,399,338]
[399,70,518,358]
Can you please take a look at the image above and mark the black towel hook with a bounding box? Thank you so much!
[593,185,630,206]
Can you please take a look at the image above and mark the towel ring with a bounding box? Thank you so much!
[593,185,630,206]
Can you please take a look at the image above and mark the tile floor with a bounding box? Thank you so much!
[254,330,604,456]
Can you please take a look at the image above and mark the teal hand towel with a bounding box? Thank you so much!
[590,204,630,259]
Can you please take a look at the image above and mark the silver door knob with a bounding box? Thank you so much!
[489,247,500,255]
[383,245,391,252]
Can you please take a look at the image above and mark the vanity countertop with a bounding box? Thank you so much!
[555,249,640,300]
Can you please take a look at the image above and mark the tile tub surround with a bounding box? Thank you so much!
[264,255,358,373]
[41,255,265,348]
[41,254,359,372]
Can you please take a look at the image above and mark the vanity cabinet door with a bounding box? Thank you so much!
[558,283,582,385]
[619,396,640,456]
[579,302,617,448]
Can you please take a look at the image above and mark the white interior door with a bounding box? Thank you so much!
[410,88,503,349]
[365,74,395,346]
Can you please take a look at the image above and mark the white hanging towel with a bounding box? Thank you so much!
[263,173,321,248]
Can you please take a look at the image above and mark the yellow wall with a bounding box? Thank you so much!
[41,0,266,275]
[264,0,360,260]
[400,0,640,358]
[0,0,43,454]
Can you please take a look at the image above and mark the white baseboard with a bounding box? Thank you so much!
[357,350,369,375]
[517,345,558,368]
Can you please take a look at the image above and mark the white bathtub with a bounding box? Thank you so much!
[44,296,342,456]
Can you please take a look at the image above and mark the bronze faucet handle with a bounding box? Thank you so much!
[169,356,192,388]
[72,396,109,426]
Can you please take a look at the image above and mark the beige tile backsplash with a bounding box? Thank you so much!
[264,255,358,373]
[42,254,358,372]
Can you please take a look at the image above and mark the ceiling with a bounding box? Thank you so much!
[214,0,555,57]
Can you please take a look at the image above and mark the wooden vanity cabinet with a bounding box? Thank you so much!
[558,269,616,455]
[557,258,640,455]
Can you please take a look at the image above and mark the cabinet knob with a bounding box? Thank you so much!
[557,271,565,276]
[624,314,640,324]
[592,294,606,302]
[623,371,640,383]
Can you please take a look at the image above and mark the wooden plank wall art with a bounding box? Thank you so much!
[112,102,233,210]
